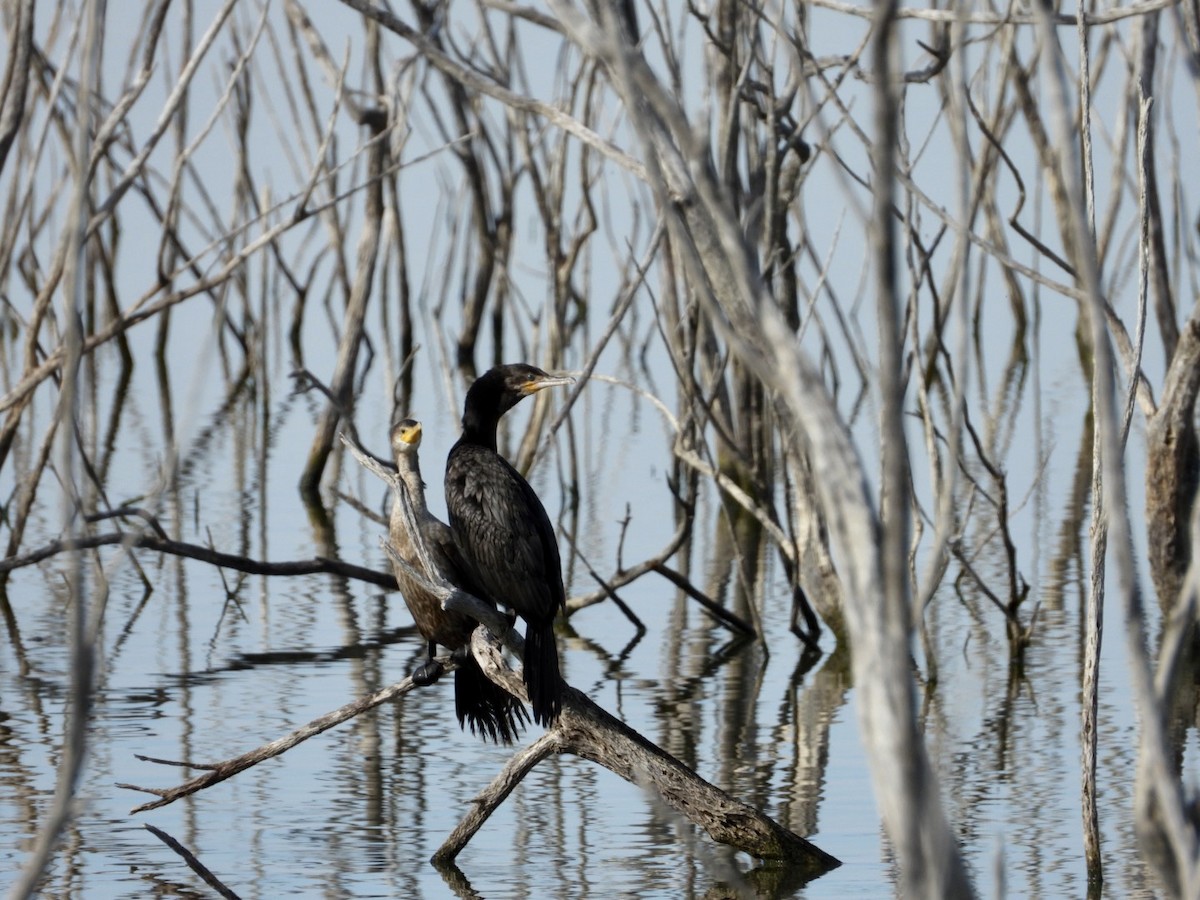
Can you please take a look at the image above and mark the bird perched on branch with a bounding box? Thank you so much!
[444,364,574,727]
[388,418,528,744]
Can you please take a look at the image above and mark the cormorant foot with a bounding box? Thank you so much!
[412,658,445,686]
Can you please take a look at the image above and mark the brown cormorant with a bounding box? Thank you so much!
[389,418,528,744]
[444,364,574,726]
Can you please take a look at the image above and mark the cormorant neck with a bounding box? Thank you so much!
[395,454,430,516]
[459,406,501,451]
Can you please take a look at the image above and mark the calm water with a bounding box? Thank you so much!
[0,308,1180,897]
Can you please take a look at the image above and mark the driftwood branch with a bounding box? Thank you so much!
[435,630,839,873]
[432,729,561,864]
[120,667,439,813]
[558,688,831,867]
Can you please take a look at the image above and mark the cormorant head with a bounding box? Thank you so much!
[464,364,575,421]
[390,418,423,457]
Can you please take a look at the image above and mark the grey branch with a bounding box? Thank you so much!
[121,670,435,814]
[433,630,839,873]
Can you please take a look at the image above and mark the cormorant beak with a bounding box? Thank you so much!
[522,373,575,395]
[398,422,422,444]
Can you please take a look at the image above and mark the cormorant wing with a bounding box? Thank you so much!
[447,444,565,619]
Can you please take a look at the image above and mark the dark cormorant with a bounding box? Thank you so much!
[389,418,528,744]
[444,364,574,726]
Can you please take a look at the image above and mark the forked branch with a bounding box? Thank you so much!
[435,629,839,872]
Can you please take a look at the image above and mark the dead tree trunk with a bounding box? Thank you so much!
[1146,316,1200,606]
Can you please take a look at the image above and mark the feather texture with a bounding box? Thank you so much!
[444,364,572,726]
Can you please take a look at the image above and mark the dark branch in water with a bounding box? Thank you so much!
[0,529,397,588]
[142,824,241,900]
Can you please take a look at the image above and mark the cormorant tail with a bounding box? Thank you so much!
[523,619,563,726]
[454,652,529,744]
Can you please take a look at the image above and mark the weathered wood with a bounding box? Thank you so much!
[433,629,840,875]
[122,670,430,814]
[431,732,559,866]
[558,687,838,870]
[1146,316,1200,605]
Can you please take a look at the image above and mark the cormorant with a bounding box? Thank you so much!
[389,418,528,744]
[444,364,574,726]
